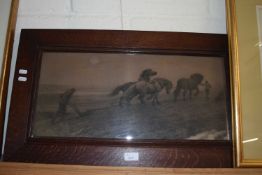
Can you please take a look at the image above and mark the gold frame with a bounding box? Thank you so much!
[0,0,19,152]
[226,0,262,167]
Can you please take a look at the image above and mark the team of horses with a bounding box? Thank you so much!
[111,69,204,106]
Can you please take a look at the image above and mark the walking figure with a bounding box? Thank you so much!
[53,88,77,123]
[203,80,211,99]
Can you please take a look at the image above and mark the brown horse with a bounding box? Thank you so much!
[110,68,157,97]
[173,73,204,102]
[119,77,173,105]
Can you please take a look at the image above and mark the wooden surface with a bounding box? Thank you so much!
[4,30,232,167]
[0,162,262,175]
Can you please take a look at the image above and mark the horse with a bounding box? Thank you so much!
[119,77,173,105]
[110,68,157,96]
[173,73,204,102]
[146,78,173,105]
[110,82,135,96]
[138,68,157,82]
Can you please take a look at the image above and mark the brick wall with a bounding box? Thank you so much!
[16,0,226,32]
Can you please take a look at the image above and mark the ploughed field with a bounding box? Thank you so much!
[32,91,229,140]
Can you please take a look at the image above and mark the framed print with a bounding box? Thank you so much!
[0,0,19,157]
[4,29,232,167]
[227,0,262,167]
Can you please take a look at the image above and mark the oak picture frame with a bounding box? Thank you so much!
[4,29,232,167]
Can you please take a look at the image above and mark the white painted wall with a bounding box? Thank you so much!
[2,0,227,152]
[0,0,12,74]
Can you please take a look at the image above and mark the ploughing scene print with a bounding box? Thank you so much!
[32,52,230,140]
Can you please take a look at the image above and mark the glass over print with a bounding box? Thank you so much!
[227,0,262,166]
[31,52,230,140]
[236,0,262,160]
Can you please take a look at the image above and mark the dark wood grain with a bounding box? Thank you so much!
[4,141,232,168]
[4,29,232,167]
